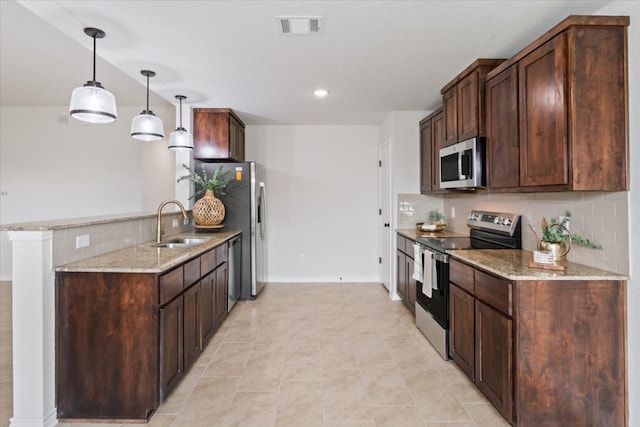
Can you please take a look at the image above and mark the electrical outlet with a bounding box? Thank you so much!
[450,207,456,218]
[172,219,179,227]
[183,218,190,225]
[559,216,570,232]
[75,235,90,249]
[299,254,305,263]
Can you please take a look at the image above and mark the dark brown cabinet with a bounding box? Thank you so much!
[396,234,416,314]
[419,108,445,194]
[160,294,183,401]
[193,108,245,161]
[449,255,627,426]
[441,59,505,146]
[56,239,234,421]
[449,283,475,379]
[485,15,629,191]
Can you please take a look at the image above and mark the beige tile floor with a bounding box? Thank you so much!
[1,282,508,427]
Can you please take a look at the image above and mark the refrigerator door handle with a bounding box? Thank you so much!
[258,183,266,239]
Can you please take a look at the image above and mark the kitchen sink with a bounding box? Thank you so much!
[152,237,211,248]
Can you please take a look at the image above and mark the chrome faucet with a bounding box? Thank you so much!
[157,200,188,243]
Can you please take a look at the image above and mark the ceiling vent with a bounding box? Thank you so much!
[277,16,322,35]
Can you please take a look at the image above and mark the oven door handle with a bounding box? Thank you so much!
[433,251,449,264]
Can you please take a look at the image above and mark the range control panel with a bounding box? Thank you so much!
[467,210,521,236]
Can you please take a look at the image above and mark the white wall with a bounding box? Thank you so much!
[0,105,177,280]
[595,2,640,425]
[245,125,379,283]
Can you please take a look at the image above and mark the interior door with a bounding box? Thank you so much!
[379,141,391,292]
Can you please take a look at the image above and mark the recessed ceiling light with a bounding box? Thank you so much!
[314,89,329,98]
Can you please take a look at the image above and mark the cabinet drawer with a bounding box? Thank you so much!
[200,249,216,276]
[450,258,474,294]
[183,257,201,287]
[474,269,512,316]
[396,235,407,254]
[160,266,184,305]
[215,244,228,265]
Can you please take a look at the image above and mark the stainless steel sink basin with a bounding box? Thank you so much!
[152,237,211,248]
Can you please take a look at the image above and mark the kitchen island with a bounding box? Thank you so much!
[447,249,627,426]
[54,231,241,421]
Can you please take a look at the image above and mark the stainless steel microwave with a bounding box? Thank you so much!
[439,137,485,189]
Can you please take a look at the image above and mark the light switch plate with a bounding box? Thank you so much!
[75,235,90,249]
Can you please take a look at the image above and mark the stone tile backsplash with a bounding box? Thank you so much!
[398,191,629,275]
[53,213,192,267]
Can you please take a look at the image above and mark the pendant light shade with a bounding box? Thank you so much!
[168,95,194,151]
[69,27,117,124]
[131,70,164,141]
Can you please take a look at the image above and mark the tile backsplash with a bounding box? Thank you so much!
[398,191,629,275]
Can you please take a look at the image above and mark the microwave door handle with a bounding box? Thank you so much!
[458,150,464,180]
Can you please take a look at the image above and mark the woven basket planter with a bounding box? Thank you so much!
[192,189,225,226]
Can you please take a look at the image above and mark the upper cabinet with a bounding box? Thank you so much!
[193,108,245,162]
[441,59,505,146]
[486,15,630,192]
[419,108,446,194]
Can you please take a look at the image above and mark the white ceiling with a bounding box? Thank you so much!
[1,0,613,125]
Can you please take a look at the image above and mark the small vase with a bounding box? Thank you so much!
[538,240,570,261]
[192,189,225,226]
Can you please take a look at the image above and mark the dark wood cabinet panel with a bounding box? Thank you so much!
[419,108,445,194]
[159,266,183,305]
[519,36,568,187]
[56,272,158,420]
[193,108,245,162]
[419,117,433,194]
[441,59,504,146]
[475,300,513,423]
[200,270,215,345]
[485,65,520,189]
[396,234,416,314]
[405,256,416,315]
[183,282,201,369]
[396,251,407,302]
[159,294,183,402]
[449,283,475,380]
[486,15,629,192]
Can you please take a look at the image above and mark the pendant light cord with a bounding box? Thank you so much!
[146,73,150,111]
[179,97,183,127]
[92,34,97,83]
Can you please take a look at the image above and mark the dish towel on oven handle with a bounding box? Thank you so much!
[421,250,438,298]
[412,243,423,282]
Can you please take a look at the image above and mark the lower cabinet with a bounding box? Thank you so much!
[56,239,234,421]
[396,234,416,314]
[449,257,626,426]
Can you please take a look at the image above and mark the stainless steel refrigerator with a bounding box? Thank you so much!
[196,161,266,299]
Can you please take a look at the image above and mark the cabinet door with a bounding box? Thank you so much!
[486,65,520,189]
[449,284,475,380]
[200,270,215,345]
[519,35,568,187]
[396,251,407,302]
[431,111,445,191]
[237,124,245,162]
[475,300,513,422]
[419,118,433,194]
[193,110,230,160]
[229,116,240,161]
[443,88,458,145]
[457,71,480,141]
[159,295,183,401]
[183,283,201,369]
[215,262,228,326]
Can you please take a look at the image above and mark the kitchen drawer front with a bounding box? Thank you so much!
[200,248,216,276]
[450,258,474,294]
[474,269,512,316]
[183,257,201,288]
[396,235,407,254]
[160,266,184,305]
[215,243,228,266]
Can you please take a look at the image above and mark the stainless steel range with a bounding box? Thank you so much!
[414,210,521,359]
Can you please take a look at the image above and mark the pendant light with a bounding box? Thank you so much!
[69,27,117,124]
[168,95,194,151]
[131,70,164,141]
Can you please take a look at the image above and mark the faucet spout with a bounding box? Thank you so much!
[157,200,188,243]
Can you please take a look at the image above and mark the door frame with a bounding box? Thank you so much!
[378,140,393,296]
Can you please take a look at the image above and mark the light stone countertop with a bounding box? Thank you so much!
[449,249,628,281]
[55,230,241,274]
[396,228,469,241]
[0,211,162,231]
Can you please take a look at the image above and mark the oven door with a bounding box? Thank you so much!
[416,250,449,329]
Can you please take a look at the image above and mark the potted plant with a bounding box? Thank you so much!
[177,164,232,226]
[419,209,446,232]
[534,211,602,261]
